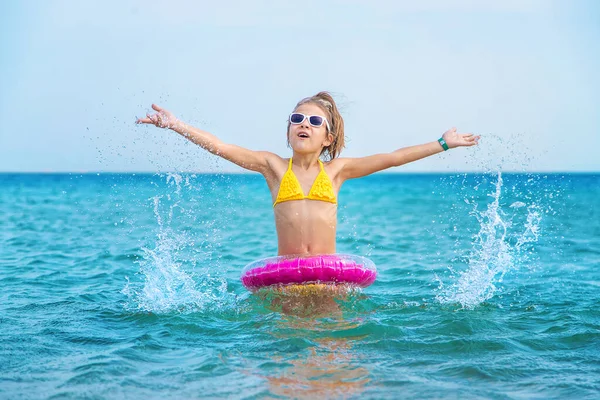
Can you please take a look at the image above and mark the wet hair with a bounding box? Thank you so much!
[288,91,345,160]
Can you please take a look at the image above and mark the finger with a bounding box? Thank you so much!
[152,104,163,112]
[462,133,474,138]
[136,117,153,124]
[147,114,160,125]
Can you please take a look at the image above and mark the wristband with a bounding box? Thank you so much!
[438,138,449,151]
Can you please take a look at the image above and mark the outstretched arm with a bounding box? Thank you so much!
[338,128,479,181]
[136,104,273,173]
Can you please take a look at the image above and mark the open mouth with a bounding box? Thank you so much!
[298,132,309,139]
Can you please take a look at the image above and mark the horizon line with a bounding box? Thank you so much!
[1,170,599,175]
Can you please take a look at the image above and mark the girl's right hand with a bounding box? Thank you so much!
[136,104,179,129]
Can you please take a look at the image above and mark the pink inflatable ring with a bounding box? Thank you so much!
[241,254,377,291]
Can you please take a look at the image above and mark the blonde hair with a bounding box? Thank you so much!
[288,91,345,160]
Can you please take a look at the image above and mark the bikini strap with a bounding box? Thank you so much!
[288,158,293,170]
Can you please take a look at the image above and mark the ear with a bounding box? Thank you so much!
[323,133,334,147]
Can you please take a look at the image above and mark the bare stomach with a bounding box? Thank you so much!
[274,201,337,256]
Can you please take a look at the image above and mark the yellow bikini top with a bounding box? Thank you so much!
[273,158,337,207]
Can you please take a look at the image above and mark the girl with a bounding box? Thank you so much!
[136,91,479,257]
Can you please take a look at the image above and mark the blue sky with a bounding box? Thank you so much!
[1,0,598,172]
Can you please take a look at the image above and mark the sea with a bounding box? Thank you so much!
[1,172,598,399]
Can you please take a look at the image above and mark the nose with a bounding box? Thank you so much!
[300,118,310,129]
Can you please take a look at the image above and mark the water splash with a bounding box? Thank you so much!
[122,173,238,314]
[435,172,542,309]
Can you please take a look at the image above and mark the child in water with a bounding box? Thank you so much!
[138,92,479,314]
[137,91,479,258]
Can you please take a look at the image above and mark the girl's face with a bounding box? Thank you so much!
[287,103,333,155]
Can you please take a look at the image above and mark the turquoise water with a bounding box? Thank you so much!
[1,172,599,399]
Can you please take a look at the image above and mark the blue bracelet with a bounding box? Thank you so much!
[438,138,449,151]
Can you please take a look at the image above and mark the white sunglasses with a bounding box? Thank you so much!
[289,113,331,131]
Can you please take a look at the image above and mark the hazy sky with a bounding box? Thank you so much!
[1,0,598,173]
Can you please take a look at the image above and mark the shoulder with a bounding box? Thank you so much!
[259,152,288,181]
[323,157,351,183]
[262,152,286,168]
[324,157,351,171]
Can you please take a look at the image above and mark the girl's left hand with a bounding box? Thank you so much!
[136,104,179,129]
[442,127,480,148]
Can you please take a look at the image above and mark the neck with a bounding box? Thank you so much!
[291,153,321,170]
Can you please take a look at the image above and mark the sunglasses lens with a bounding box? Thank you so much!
[290,113,304,124]
[309,116,324,126]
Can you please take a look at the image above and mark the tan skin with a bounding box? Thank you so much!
[137,102,480,256]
